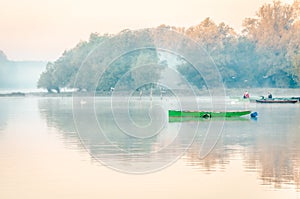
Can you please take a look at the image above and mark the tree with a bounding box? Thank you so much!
[37,2,300,91]
[243,1,295,48]
[37,33,110,92]
[37,62,60,92]
[287,1,300,83]
[186,18,220,54]
[183,19,239,88]
[242,0,300,87]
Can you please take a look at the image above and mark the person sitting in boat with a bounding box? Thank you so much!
[243,91,250,99]
[267,92,272,99]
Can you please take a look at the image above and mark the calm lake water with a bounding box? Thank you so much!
[1,96,300,199]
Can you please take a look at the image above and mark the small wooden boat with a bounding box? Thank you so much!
[291,97,300,102]
[168,110,251,118]
[256,99,298,104]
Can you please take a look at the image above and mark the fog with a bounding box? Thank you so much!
[0,51,46,91]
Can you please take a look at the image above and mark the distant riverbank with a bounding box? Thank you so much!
[1,88,300,98]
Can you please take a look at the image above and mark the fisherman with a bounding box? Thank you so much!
[243,91,250,99]
[267,91,272,99]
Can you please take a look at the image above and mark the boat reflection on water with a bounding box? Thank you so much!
[168,116,250,123]
[38,97,300,190]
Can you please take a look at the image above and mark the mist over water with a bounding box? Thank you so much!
[1,96,300,198]
[0,56,46,92]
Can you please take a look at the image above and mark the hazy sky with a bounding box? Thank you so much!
[0,0,295,61]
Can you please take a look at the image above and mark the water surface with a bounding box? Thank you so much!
[0,97,300,198]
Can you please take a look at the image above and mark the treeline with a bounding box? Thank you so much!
[38,33,163,93]
[38,0,300,92]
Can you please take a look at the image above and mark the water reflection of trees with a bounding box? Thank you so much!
[184,120,253,172]
[183,110,300,191]
[38,97,195,172]
[243,108,300,191]
[185,139,229,172]
[38,98,300,190]
[38,98,81,150]
[38,98,158,153]
[243,123,300,190]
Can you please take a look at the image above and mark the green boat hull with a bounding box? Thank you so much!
[168,110,251,118]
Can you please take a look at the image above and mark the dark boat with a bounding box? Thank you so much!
[256,99,298,103]
[291,97,300,102]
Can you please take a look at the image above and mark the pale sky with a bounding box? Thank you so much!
[0,0,295,61]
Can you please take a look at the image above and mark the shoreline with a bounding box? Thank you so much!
[1,88,300,98]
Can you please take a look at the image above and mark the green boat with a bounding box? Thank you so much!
[168,110,251,118]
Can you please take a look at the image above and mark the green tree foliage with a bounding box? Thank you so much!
[38,30,162,92]
[177,62,206,89]
[38,33,110,92]
[37,63,59,92]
